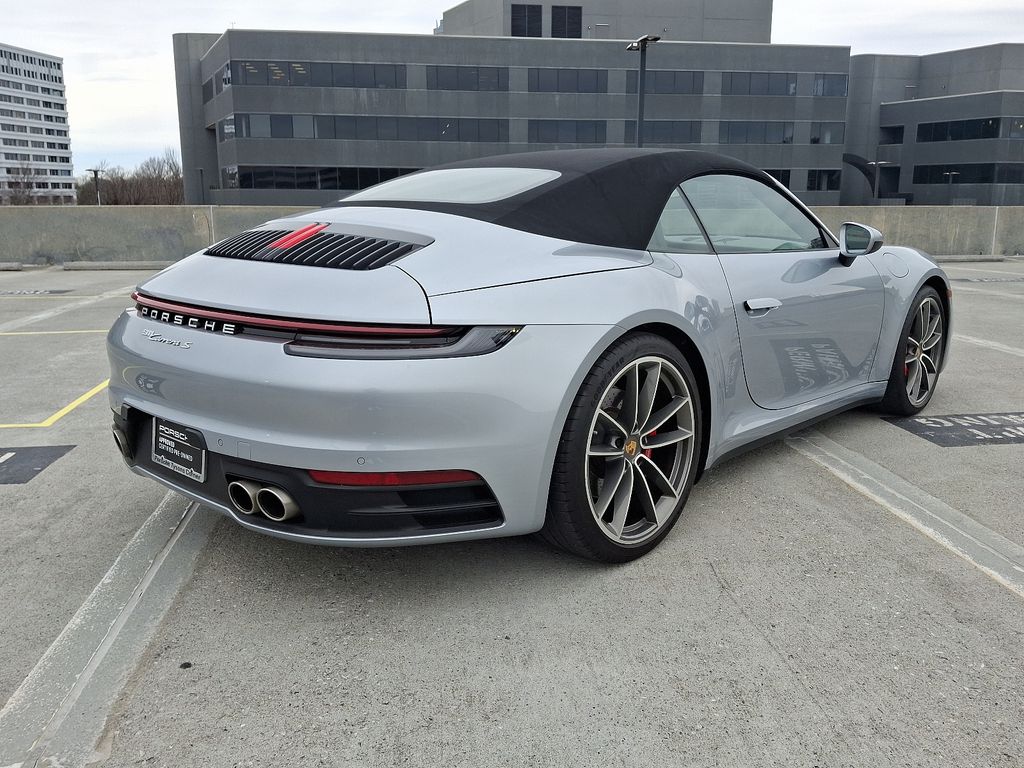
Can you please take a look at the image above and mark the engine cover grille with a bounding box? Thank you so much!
[204,226,425,270]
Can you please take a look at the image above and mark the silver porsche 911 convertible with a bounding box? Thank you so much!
[108,149,951,562]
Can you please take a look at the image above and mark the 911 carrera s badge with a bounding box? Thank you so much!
[142,328,192,349]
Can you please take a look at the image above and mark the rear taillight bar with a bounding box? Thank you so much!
[308,469,482,487]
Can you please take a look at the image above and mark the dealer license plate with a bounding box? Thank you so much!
[151,417,207,482]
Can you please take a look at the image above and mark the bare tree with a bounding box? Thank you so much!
[2,164,39,205]
[75,149,184,205]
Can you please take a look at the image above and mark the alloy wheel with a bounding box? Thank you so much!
[905,296,943,407]
[585,356,696,545]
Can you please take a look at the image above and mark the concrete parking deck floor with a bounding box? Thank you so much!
[0,263,1021,767]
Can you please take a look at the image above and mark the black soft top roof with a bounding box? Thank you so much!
[332,148,768,251]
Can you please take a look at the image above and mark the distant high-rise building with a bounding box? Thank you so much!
[0,43,74,205]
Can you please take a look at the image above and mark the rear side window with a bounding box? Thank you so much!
[647,188,712,254]
[681,174,829,253]
[342,167,561,204]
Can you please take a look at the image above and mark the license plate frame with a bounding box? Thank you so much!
[151,417,207,483]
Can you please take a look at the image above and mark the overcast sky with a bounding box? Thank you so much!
[2,0,1022,173]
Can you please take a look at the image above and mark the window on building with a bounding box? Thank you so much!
[626,70,704,95]
[1010,118,1024,139]
[810,122,845,144]
[624,120,701,144]
[763,169,791,188]
[718,121,794,144]
[201,78,214,103]
[916,117,1001,142]
[879,126,904,145]
[807,169,842,191]
[528,119,607,143]
[511,4,542,36]
[722,72,797,96]
[427,66,509,91]
[528,68,608,93]
[812,74,848,97]
[236,165,419,191]
[230,60,405,89]
[912,164,996,184]
[551,6,582,38]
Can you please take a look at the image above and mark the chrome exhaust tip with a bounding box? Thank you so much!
[256,486,300,522]
[112,426,133,460]
[227,480,261,515]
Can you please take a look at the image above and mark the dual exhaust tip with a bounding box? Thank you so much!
[227,480,300,522]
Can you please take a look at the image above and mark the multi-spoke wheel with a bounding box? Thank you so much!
[542,333,702,562]
[880,286,946,416]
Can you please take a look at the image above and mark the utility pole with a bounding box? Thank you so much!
[85,168,104,206]
[627,35,661,148]
[867,160,892,200]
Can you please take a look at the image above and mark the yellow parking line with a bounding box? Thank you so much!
[0,379,109,429]
[0,329,108,336]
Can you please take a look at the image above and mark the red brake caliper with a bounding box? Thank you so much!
[644,430,655,459]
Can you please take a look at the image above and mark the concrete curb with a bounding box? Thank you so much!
[0,262,23,271]
[63,261,173,271]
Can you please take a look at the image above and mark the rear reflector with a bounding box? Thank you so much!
[308,469,482,487]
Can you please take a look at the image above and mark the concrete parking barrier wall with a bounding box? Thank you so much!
[0,205,1021,264]
[0,205,310,266]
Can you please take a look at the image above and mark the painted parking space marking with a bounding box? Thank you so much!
[0,446,74,484]
[886,412,1024,447]
[0,285,133,333]
[951,276,1024,283]
[788,430,1024,599]
[0,379,109,430]
[0,493,217,767]
[0,289,73,296]
[952,285,1024,302]
[945,265,1024,277]
[0,329,108,336]
[954,333,1024,359]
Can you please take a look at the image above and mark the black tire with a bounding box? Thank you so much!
[878,285,946,416]
[541,332,703,563]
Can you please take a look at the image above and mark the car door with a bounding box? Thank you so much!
[680,173,884,410]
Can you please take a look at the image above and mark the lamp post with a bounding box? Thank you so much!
[943,170,960,201]
[197,167,205,204]
[626,34,661,148]
[867,160,892,200]
[85,168,104,206]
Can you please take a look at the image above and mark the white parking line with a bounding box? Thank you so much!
[788,430,1024,600]
[0,492,218,766]
[952,285,1024,302]
[954,333,1024,359]
[0,285,134,333]
[0,452,13,465]
[945,265,1024,277]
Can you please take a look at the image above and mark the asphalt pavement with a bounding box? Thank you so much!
[0,262,1021,767]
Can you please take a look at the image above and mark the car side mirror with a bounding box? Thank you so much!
[839,222,883,265]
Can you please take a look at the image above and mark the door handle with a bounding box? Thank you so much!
[744,298,782,315]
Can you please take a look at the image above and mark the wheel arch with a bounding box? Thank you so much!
[923,274,953,371]
[621,321,713,482]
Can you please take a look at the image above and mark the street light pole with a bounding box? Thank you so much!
[867,160,892,200]
[943,170,960,200]
[197,168,205,204]
[85,168,104,206]
[626,35,660,148]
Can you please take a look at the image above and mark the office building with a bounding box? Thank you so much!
[844,43,1024,205]
[0,43,74,205]
[173,0,1021,207]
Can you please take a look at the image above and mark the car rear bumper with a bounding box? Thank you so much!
[107,309,617,545]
